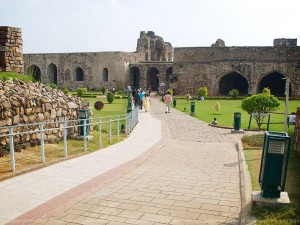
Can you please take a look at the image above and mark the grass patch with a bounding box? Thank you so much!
[0,72,33,82]
[173,99,300,132]
[242,133,300,224]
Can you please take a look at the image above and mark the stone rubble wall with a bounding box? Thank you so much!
[0,26,24,73]
[0,79,91,150]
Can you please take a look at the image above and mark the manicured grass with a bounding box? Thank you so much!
[173,98,300,132]
[242,134,300,224]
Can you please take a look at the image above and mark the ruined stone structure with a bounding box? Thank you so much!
[0,26,24,73]
[23,31,172,91]
[0,79,90,150]
[1,26,300,97]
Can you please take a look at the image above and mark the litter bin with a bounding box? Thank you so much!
[78,109,89,136]
[259,131,291,198]
[173,98,177,108]
[233,112,241,130]
[190,101,195,116]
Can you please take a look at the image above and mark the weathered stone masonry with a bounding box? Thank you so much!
[0,26,24,73]
[0,79,90,150]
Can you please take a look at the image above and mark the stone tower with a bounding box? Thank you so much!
[136,31,173,62]
[0,26,24,73]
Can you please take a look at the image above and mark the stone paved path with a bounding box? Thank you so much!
[11,97,256,225]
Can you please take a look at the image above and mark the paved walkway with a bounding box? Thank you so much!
[1,97,255,225]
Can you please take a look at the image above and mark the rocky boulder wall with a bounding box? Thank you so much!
[0,79,91,150]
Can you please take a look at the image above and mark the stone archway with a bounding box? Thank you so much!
[147,67,159,91]
[129,67,140,89]
[166,67,172,89]
[219,72,249,95]
[28,65,41,82]
[47,63,57,84]
[258,72,290,96]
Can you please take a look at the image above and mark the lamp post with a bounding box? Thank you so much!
[283,78,290,132]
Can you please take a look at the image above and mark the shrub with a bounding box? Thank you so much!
[262,87,271,95]
[63,87,69,95]
[48,83,58,89]
[215,102,220,113]
[107,92,114,103]
[77,88,87,97]
[94,101,104,110]
[229,89,239,99]
[198,87,208,98]
[166,89,173,96]
[101,86,106,95]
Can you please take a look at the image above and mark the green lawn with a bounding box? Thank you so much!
[173,98,300,132]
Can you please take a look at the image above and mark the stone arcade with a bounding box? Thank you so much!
[1,26,300,97]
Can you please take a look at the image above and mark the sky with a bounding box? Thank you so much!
[1,0,299,53]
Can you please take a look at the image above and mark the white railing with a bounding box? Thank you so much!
[0,107,139,173]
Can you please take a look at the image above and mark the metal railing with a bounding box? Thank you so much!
[0,107,139,173]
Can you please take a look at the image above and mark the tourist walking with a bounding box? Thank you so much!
[143,94,151,112]
[163,91,173,113]
[138,90,145,110]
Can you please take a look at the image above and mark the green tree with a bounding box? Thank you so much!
[241,93,280,129]
[262,87,271,95]
[229,89,239,99]
[198,87,208,98]
[107,92,114,103]
[166,89,173,96]
[77,88,87,97]
[101,86,106,95]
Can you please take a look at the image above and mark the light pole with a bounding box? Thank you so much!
[284,77,290,132]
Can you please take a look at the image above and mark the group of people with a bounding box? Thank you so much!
[131,88,173,114]
[132,88,151,112]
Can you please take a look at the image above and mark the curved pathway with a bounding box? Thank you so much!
[7,96,256,225]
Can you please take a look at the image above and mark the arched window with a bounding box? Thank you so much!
[47,63,57,84]
[103,68,108,82]
[74,67,84,81]
[28,65,41,82]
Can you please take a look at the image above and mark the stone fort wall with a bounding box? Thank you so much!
[0,26,24,73]
[172,46,300,96]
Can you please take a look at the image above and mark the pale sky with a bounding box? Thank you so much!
[1,0,299,53]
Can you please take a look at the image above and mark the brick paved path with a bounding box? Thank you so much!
[32,97,254,225]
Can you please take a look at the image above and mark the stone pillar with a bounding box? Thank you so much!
[0,26,24,73]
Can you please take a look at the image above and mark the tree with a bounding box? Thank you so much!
[229,89,239,99]
[198,87,208,98]
[107,92,114,104]
[241,93,280,129]
[262,87,271,95]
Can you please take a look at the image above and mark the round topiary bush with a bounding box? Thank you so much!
[94,101,104,110]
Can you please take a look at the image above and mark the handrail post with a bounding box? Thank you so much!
[126,114,128,135]
[83,119,87,152]
[98,118,102,148]
[40,123,45,163]
[117,116,120,139]
[64,121,68,157]
[109,117,112,142]
[8,127,16,172]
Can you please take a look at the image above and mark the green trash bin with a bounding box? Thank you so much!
[78,109,89,136]
[233,112,241,130]
[173,98,177,107]
[259,131,291,198]
[190,101,195,116]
